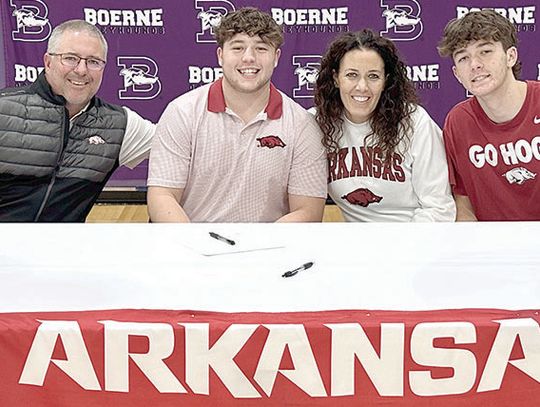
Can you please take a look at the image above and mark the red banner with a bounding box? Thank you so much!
[1,309,539,406]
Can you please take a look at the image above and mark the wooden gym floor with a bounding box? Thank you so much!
[86,204,344,223]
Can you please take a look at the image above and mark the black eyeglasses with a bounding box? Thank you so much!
[48,53,106,71]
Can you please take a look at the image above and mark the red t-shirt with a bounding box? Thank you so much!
[443,81,540,221]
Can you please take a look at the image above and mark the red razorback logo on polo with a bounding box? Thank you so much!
[256,135,286,148]
[342,188,383,207]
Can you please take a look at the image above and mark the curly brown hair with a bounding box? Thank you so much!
[438,9,521,77]
[314,29,418,156]
[214,7,283,49]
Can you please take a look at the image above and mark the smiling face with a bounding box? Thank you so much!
[217,33,280,97]
[44,30,106,117]
[451,40,517,98]
[333,48,386,124]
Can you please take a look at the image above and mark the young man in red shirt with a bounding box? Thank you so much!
[438,9,540,221]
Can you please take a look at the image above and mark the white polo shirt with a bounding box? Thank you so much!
[147,79,327,222]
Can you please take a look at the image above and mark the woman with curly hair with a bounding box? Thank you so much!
[314,29,455,222]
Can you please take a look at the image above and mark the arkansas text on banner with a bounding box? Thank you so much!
[1,308,539,406]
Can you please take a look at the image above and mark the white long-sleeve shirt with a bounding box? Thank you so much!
[328,105,456,222]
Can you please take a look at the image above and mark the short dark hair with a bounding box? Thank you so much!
[438,9,521,77]
[214,7,283,49]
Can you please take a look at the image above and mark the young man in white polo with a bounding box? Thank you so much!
[147,7,327,222]
[438,9,540,221]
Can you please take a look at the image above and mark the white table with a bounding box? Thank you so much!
[1,223,538,407]
[0,222,538,312]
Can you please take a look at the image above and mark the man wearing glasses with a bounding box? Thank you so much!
[0,19,154,222]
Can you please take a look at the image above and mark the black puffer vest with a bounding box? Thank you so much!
[0,72,127,222]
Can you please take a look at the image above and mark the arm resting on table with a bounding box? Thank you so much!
[455,194,478,221]
[276,194,325,222]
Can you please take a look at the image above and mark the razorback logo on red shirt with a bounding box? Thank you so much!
[256,136,286,149]
[342,188,383,207]
[503,167,536,185]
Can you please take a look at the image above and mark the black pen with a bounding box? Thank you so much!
[282,262,314,278]
[209,232,236,246]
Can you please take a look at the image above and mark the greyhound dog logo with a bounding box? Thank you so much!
[503,167,536,185]
[380,0,423,41]
[10,0,51,42]
[13,8,48,29]
[117,56,161,100]
[295,66,319,88]
[256,136,286,149]
[292,55,321,99]
[120,67,159,86]
[342,188,383,207]
[197,10,223,32]
[195,0,235,43]
[382,8,421,29]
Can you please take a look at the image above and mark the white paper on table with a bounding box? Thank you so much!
[179,227,285,256]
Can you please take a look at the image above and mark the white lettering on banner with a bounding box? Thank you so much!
[406,64,439,82]
[271,7,348,25]
[254,324,326,397]
[538,63,540,80]
[18,318,540,397]
[100,321,186,393]
[327,323,405,396]
[188,66,223,84]
[282,25,350,34]
[478,318,540,391]
[409,322,477,396]
[84,8,163,26]
[19,320,100,390]
[469,137,540,168]
[14,64,44,82]
[456,6,536,24]
[182,323,261,397]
